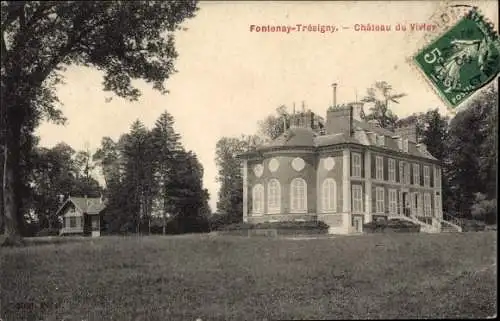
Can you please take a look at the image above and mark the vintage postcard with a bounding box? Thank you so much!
[1,1,498,320]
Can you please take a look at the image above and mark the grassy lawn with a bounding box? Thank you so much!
[1,232,497,320]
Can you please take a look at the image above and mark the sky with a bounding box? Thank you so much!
[36,0,499,212]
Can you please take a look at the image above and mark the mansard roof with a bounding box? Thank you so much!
[239,107,438,162]
[264,127,316,148]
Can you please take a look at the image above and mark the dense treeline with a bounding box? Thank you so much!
[3,110,211,236]
[1,1,199,245]
[94,111,211,235]
[214,82,497,226]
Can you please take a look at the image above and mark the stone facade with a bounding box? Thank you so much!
[239,104,443,234]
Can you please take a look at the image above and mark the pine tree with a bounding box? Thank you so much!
[151,111,183,234]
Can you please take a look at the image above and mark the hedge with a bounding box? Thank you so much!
[363,219,421,233]
[217,220,329,232]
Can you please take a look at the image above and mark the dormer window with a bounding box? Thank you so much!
[394,136,403,150]
[376,135,385,146]
[403,139,409,153]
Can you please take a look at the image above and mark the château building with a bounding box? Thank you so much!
[238,98,456,234]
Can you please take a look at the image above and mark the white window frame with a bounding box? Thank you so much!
[377,135,385,146]
[321,178,337,213]
[403,139,409,153]
[434,194,442,217]
[399,161,404,183]
[251,184,264,215]
[434,167,441,188]
[413,164,420,186]
[398,191,403,215]
[417,193,423,216]
[290,178,307,213]
[388,189,397,215]
[375,187,385,214]
[423,166,430,187]
[388,158,396,182]
[404,162,411,185]
[424,193,432,217]
[352,152,362,178]
[267,179,281,214]
[411,192,418,216]
[375,156,384,180]
[351,184,363,213]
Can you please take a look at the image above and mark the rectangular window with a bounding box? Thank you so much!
[388,159,396,182]
[434,167,441,188]
[92,217,99,229]
[375,187,385,214]
[352,153,362,178]
[377,135,385,146]
[417,193,423,216]
[388,189,397,214]
[403,139,409,152]
[70,217,76,228]
[411,193,417,216]
[398,191,403,214]
[399,161,404,183]
[423,166,430,187]
[404,163,411,185]
[352,184,363,213]
[434,194,441,217]
[375,156,384,180]
[413,164,420,186]
[424,193,432,216]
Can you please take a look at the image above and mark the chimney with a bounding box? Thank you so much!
[290,109,315,130]
[332,83,338,107]
[350,102,364,121]
[326,105,353,136]
[395,123,418,143]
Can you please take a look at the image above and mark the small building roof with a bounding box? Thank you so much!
[56,196,106,216]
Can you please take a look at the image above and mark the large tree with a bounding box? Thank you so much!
[151,110,183,234]
[215,135,260,224]
[445,85,497,218]
[1,1,199,245]
[28,143,102,230]
[361,81,405,129]
[257,105,290,141]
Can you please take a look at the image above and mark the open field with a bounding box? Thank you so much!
[1,232,497,320]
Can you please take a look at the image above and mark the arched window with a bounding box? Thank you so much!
[267,179,281,214]
[290,178,307,213]
[252,184,264,215]
[321,178,337,213]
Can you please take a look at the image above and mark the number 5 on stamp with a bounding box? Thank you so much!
[412,8,500,109]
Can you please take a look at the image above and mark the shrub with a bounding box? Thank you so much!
[364,219,420,233]
[462,220,486,232]
[471,193,497,225]
[36,228,60,237]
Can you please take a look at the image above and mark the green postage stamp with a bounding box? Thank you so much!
[413,7,500,109]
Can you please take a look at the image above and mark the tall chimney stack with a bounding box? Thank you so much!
[332,83,338,108]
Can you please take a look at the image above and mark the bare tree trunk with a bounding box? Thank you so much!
[162,195,166,235]
[0,145,5,234]
[2,116,24,246]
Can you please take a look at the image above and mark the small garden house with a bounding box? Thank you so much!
[56,196,106,237]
